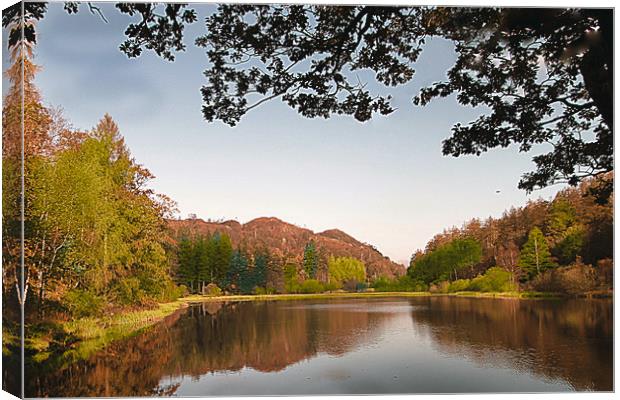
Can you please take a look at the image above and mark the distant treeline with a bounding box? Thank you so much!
[174,234,368,295]
[407,177,613,295]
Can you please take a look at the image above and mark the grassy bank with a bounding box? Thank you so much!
[192,291,433,303]
[21,294,206,366]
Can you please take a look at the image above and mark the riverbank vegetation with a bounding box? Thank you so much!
[407,180,613,297]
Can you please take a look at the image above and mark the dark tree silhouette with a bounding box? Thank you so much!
[2,2,197,61]
[3,4,612,201]
[197,5,613,201]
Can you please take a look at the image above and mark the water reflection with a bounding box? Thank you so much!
[409,297,613,390]
[27,297,612,397]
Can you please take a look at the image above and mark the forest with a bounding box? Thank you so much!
[407,177,613,295]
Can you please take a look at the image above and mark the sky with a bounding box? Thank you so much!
[12,2,565,264]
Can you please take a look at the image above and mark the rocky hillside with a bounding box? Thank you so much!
[167,217,405,279]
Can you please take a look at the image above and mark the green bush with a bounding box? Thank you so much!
[468,267,516,292]
[204,283,223,297]
[447,279,471,293]
[64,289,104,318]
[328,256,366,286]
[299,279,324,294]
[155,281,187,302]
[372,275,427,292]
[113,277,148,306]
[284,264,301,293]
[322,281,341,292]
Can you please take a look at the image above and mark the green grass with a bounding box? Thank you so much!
[23,294,206,367]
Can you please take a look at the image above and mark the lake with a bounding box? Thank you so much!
[28,296,613,396]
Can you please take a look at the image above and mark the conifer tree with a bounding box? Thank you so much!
[518,227,556,281]
[303,241,318,279]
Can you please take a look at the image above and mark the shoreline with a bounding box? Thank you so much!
[17,290,611,368]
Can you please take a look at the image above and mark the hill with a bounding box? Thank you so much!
[167,217,405,279]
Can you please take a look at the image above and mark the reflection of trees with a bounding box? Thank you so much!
[28,300,395,397]
[411,297,612,391]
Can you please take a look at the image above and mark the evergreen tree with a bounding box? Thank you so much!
[194,236,210,293]
[303,241,318,279]
[212,232,233,285]
[227,249,249,293]
[253,249,269,289]
[518,227,556,281]
[177,237,197,291]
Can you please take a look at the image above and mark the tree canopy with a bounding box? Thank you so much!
[3,3,613,202]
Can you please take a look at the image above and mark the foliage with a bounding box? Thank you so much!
[283,263,301,293]
[531,259,598,295]
[197,6,612,201]
[467,267,517,293]
[328,256,366,287]
[204,283,222,297]
[553,225,585,265]
[176,233,233,292]
[302,241,319,279]
[372,275,427,292]
[64,289,104,318]
[3,2,197,62]
[408,238,481,284]
[299,279,324,294]
[518,227,556,281]
[447,279,471,293]
[5,4,612,201]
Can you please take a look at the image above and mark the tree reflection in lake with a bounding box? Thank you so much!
[27,297,612,397]
[409,297,612,391]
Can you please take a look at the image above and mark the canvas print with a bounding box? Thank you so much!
[1,1,614,397]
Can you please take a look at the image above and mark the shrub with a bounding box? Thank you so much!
[447,279,471,293]
[178,284,189,297]
[372,275,426,292]
[468,267,516,292]
[429,281,450,294]
[204,283,223,297]
[157,281,184,302]
[114,277,148,306]
[322,281,341,292]
[299,279,324,294]
[532,259,597,295]
[284,263,301,293]
[64,289,104,318]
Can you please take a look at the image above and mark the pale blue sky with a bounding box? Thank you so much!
[22,3,564,263]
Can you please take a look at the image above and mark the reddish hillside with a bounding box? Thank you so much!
[167,217,405,279]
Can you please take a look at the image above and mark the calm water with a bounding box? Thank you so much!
[28,297,612,396]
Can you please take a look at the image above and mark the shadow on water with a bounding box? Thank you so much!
[25,297,612,396]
